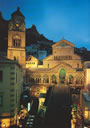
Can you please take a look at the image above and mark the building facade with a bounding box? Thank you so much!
[0,57,23,127]
[80,88,90,126]
[26,55,41,68]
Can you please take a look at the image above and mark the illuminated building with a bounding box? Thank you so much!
[84,62,90,89]
[26,39,86,96]
[80,62,90,126]
[26,55,41,68]
[7,7,26,68]
[0,56,23,127]
[80,88,90,125]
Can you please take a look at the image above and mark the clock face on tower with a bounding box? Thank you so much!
[9,16,25,31]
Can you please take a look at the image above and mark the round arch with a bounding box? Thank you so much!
[59,68,66,83]
[51,75,57,84]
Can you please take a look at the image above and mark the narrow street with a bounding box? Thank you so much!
[43,85,72,128]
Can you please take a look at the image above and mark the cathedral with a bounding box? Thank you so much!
[6,8,90,96]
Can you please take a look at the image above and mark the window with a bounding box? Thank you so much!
[13,35,21,47]
[77,64,79,68]
[0,96,3,106]
[10,72,15,75]
[10,77,15,80]
[0,71,3,82]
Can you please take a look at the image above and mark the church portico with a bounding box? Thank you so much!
[26,60,84,87]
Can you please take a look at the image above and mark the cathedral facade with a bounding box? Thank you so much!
[26,39,86,96]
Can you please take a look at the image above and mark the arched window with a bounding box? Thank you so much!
[29,77,35,83]
[13,35,21,47]
[35,75,41,83]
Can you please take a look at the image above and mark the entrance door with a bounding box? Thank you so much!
[59,68,66,84]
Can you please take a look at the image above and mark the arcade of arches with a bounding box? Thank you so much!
[26,67,84,86]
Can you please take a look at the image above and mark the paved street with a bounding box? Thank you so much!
[43,85,72,128]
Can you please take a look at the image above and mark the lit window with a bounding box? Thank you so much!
[0,71,3,82]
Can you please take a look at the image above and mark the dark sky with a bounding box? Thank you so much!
[0,0,90,49]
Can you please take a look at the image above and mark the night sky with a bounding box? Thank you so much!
[0,0,90,49]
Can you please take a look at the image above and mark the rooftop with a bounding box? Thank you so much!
[0,56,21,67]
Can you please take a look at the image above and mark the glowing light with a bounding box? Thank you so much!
[2,123,6,127]
[1,118,10,128]
[84,110,88,119]
[16,23,19,27]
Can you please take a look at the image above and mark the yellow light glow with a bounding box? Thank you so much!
[16,23,19,27]
[84,110,88,119]
[1,118,10,128]
[71,120,75,128]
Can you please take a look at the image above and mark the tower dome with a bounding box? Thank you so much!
[11,7,25,18]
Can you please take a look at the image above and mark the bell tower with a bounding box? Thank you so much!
[7,7,26,67]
